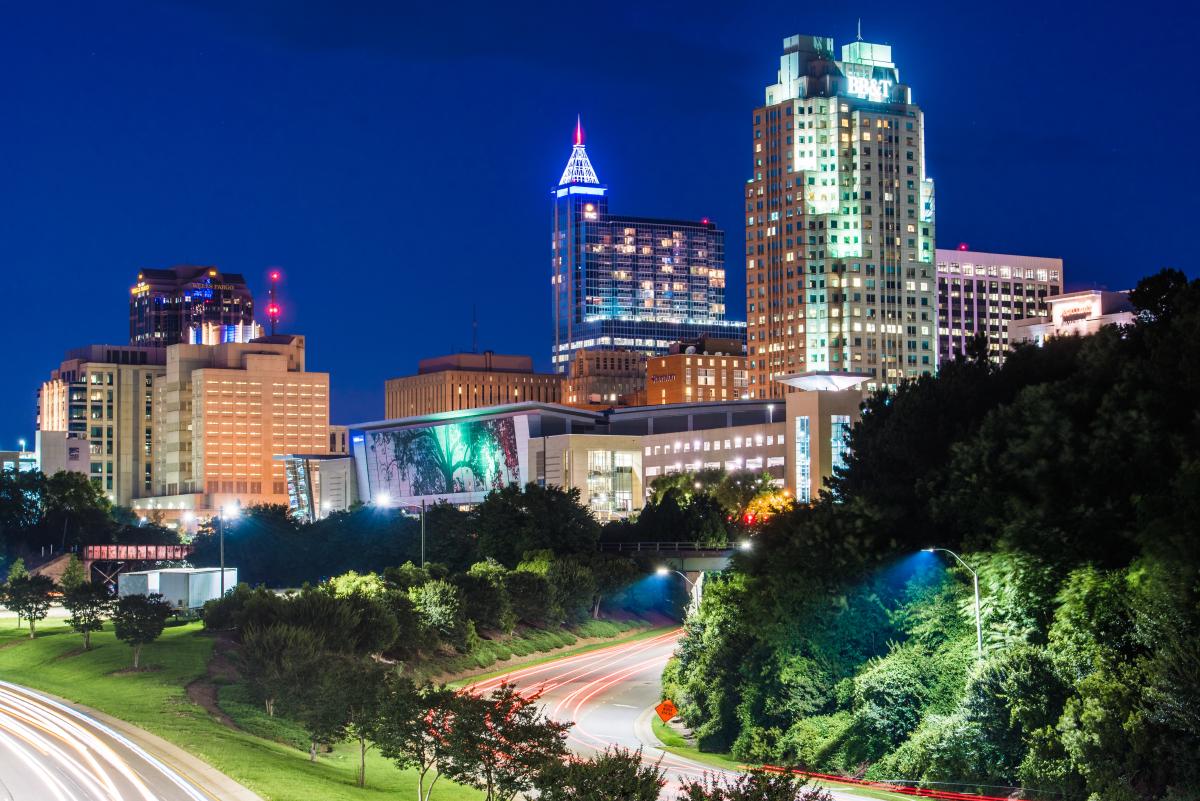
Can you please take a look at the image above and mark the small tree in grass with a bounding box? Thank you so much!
[5,557,29,627]
[6,574,55,638]
[438,682,571,801]
[111,593,172,669]
[535,745,665,801]
[59,554,87,592]
[293,653,386,784]
[63,581,113,650]
[372,678,458,801]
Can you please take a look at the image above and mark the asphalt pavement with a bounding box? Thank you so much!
[467,629,863,799]
[0,681,233,801]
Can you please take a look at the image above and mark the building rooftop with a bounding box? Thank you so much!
[774,371,873,392]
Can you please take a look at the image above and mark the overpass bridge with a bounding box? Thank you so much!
[599,541,740,606]
[81,544,195,585]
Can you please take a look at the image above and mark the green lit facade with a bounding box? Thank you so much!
[746,35,936,395]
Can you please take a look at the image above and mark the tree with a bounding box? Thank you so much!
[5,574,55,637]
[409,579,465,645]
[678,771,833,801]
[503,570,552,627]
[586,554,640,619]
[237,622,324,716]
[111,593,173,669]
[473,484,600,566]
[59,553,86,592]
[4,557,30,628]
[63,580,113,650]
[535,746,665,801]
[372,678,458,801]
[438,682,570,801]
[294,654,386,782]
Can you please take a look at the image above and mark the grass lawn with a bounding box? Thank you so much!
[0,614,479,801]
[650,716,918,801]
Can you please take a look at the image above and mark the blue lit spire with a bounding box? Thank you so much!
[558,115,600,186]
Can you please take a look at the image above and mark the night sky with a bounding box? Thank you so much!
[1,0,1190,441]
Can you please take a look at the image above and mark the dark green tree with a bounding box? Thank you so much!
[63,580,113,650]
[5,574,55,638]
[111,593,172,668]
[534,746,664,801]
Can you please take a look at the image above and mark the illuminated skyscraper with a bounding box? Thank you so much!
[130,265,256,346]
[551,119,744,373]
[745,35,936,395]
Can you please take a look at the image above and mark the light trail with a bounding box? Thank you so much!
[0,681,215,801]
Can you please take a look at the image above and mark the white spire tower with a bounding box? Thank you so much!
[558,115,600,186]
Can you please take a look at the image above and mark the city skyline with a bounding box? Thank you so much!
[1,1,1191,440]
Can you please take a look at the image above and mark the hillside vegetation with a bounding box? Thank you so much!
[664,270,1200,801]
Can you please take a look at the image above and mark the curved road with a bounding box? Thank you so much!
[468,630,862,799]
[0,681,215,801]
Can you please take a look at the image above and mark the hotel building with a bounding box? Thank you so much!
[130,266,256,346]
[384,352,561,418]
[551,121,745,372]
[936,248,1063,363]
[746,34,936,396]
[38,345,167,505]
[135,334,331,519]
[645,336,750,405]
[1009,290,1134,347]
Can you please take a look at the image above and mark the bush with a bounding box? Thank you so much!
[504,570,553,627]
[409,579,467,648]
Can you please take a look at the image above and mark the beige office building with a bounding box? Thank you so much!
[136,334,331,519]
[385,352,561,418]
[38,345,167,505]
[561,349,647,409]
[936,248,1063,364]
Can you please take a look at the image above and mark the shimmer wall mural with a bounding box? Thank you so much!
[357,416,528,504]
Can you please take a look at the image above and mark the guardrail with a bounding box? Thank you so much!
[759,766,1033,801]
[597,541,732,554]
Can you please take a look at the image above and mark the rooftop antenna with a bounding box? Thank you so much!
[857,18,863,41]
[266,269,282,335]
[471,305,478,353]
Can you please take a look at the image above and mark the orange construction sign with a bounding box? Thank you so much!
[655,699,679,723]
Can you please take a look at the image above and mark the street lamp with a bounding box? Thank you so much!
[375,491,392,508]
[923,547,982,659]
[738,540,752,551]
[218,504,240,597]
[656,566,696,590]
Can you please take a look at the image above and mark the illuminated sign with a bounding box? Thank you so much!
[846,75,892,102]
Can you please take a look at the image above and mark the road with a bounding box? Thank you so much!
[468,630,863,799]
[0,681,214,801]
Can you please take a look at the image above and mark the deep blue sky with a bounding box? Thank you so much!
[1,0,1190,439]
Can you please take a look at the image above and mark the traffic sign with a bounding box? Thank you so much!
[655,699,678,723]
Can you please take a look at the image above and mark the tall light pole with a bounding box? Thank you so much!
[218,504,240,597]
[924,547,982,659]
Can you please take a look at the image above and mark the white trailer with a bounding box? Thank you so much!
[117,568,238,610]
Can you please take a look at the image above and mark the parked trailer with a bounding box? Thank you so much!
[117,568,237,609]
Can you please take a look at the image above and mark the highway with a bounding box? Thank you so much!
[468,629,863,799]
[0,681,214,801]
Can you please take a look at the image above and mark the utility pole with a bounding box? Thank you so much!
[420,499,426,567]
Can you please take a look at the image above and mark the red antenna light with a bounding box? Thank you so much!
[574,115,583,147]
[957,242,969,251]
[266,268,283,335]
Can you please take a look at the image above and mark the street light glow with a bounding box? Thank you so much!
[655,566,669,576]
[375,491,392,508]
[221,504,240,520]
[738,540,752,551]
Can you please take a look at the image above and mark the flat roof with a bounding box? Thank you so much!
[350,401,605,432]
[774,371,873,391]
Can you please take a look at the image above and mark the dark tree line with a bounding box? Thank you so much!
[666,270,1200,800]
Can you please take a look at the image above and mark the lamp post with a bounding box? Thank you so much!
[656,566,696,590]
[218,504,240,597]
[924,547,982,659]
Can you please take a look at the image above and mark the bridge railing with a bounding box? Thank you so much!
[81,544,195,562]
[598,541,732,554]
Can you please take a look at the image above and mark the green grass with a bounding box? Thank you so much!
[650,716,918,801]
[450,624,676,687]
[0,614,479,801]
